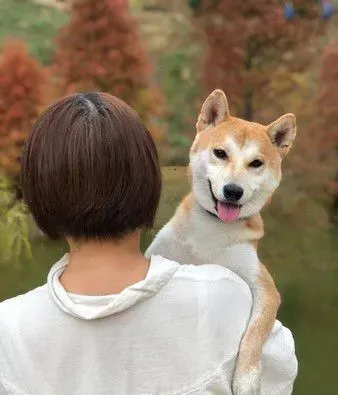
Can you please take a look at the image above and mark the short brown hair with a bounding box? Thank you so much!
[21,92,161,240]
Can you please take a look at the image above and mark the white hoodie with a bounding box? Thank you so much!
[0,254,297,395]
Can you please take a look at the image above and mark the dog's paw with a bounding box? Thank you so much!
[232,367,261,395]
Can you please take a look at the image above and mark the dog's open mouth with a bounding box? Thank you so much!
[216,201,241,222]
[208,180,241,223]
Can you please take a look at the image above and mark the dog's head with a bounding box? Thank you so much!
[189,89,297,222]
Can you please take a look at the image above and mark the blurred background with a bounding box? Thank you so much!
[0,0,337,394]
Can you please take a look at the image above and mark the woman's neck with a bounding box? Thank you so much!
[59,230,150,296]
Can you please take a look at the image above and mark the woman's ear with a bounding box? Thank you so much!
[196,89,230,133]
[267,113,297,157]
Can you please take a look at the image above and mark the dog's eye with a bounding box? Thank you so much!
[213,149,228,160]
[249,159,264,168]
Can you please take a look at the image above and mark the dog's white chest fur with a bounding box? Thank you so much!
[146,200,260,284]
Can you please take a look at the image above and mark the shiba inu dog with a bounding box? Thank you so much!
[146,89,297,394]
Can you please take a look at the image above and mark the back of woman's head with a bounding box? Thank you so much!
[21,92,161,240]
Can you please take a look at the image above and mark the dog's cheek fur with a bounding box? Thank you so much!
[190,150,216,213]
[240,169,281,218]
[207,162,233,201]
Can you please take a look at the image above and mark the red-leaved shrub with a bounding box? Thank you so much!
[317,39,338,220]
[196,0,327,120]
[53,0,165,142]
[0,39,46,176]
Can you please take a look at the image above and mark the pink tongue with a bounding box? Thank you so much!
[217,201,240,222]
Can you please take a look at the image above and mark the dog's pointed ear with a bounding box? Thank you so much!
[196,89,230,133]
[267,113,297,157]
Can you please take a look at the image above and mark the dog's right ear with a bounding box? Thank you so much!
[196,89,230,133]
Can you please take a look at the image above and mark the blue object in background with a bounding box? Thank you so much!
[284,2,296,20]
[321,1,334,19]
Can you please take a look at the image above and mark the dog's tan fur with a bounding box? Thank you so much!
[146,89,296,394]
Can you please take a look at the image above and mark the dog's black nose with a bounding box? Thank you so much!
[223,184,243,202]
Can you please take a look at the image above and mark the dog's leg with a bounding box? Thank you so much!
[232,262,281,395]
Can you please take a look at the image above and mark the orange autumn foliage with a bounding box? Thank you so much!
[196,0,327,120]
[317,39,338,219]
[318,39,338,151]
[0,39,46,176]
[53,0,165,143]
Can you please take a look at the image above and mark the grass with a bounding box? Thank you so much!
[262,199,338,395]
[0,0,67,64]
[1,168,337,395]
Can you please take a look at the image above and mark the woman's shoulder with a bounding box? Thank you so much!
[176,262,251,288]
[155,255,252,308]
[148,258,254,365]
[161,255,250,291]
[0,285,49,322]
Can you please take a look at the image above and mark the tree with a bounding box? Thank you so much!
[53,0,165,142]
[317,39,338,222]
[0,177,31,266]
[136,0,201,164]
[0,39,46,177]
[195,0,327,120]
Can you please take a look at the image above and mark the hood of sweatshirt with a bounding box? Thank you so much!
[47,253,179,320]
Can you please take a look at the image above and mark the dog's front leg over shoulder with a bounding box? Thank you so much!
[145,222,188,264]
[232,262,281,395]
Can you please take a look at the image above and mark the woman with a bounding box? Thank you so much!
[0,93,297,395]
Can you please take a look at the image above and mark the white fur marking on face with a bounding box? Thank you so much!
[241,140,261,162]
[225,136,260,170]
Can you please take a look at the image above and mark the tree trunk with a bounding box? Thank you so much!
[243,39,253,121]
[243,89,253,121]
[331,172,338,225]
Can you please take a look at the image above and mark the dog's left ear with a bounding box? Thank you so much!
[196,89,230,133]
[267,113,297,157]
